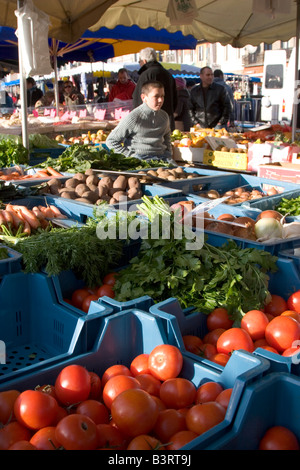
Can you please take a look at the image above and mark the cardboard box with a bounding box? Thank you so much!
[172,146,205,163]
[257,162,300,184]
[203,149,248,170]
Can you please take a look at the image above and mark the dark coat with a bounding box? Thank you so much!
[27,87,43,108]
[174,88,192,132]
[132,60,178,130]
[188,82,231,128]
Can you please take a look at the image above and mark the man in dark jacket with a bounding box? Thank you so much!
[188,66,231,129]
[26,77,43,108]
[133,48,177,130]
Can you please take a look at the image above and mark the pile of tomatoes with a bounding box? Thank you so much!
[0,344,236,451]
[64,272,117,313]
[183,290,300,365]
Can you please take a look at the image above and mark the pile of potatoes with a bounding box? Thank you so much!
[136,166,202,183]
[43,170,143,205]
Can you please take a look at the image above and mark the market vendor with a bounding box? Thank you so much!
[106,80,173,162]
[63,80,85,108]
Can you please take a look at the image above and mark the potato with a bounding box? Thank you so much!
[47,178,62,195]
[65,178,80,188]
[112,191,127,202]
[147,170,158,178]
[73,173,87,182]
[75,184,89,197]
[108,187,122,197]
[113,175,128,190]
[85,169,94,176]
[81,191,99,203]
[75,197,93,204]
[98,185,108,198]
[109,197,118,205]
[99,176,113,189]
[96,195,110,204]
[167,175,176,181]
[60,190,76,199]
[87,184,98,192]
[127,188,143,200]
[86,175,99,187]
[127,177,141,189]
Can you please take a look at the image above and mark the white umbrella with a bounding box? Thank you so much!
[91,0,300,137]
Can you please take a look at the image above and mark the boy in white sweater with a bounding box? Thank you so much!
[106,81,173,161]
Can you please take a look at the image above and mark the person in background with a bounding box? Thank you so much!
[63,80,85,108]
[213,69,235,125]
[106,80,172,162]
[133,47,177,131]
[188,66,231,129]
[35,91,55,109]
[108,68,136,102]
[174,77,192,132]
[186,79,196,93]
[26,77,43,107]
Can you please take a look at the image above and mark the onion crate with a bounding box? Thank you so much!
[0,271,113,385]
[204,373,300,450]
[0,308,269,451]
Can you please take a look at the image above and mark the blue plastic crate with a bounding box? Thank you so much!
[180,172,300,204]
[148,258,300,375]
[241,188,300,213]
[0,271,114,385]
[0,245,22,277]
[0,308,269,450]
[205,373,300,450]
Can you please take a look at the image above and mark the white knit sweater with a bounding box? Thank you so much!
[106,102,172,159]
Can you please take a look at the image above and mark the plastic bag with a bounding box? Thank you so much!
[15,0,52,76]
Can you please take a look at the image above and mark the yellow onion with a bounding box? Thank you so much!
[255,218,283,241]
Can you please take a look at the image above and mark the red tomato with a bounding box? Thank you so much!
[102,364,132,387]
[265,316,300,353]
[34,384,57,400]
[55,364,91,406]
[264,294,288,317]
[240,310,269,341]
[166,430,198,450]
[55,414,98,450]
[215,388,232,410]
[207,307,234,331]
[253,338,269,349]
[282,345,300,357]
[76,399,110,425]
[182,335,203,354]
[130,353,150,376]
[199,343,218,360]
[96,284,115,298]
[0,421,32,450]
[0,390,20,425]
[102,374,141,409]
[14,390,59,430]
[148,344,183,381]
[71,288,90,309]
[135,374,162,397]
[259,425,300,450]
[195,381,224,404]
[203,328,226,346]
[153,409,187,443]
[258,345,279,354]
[96,423,128,450]
[210,352,230,367]
[111,388,159,438]
[186,402,226,435]
[30,426,61,451]
[216,328,254,354]
[287,290,300,313]
[102,272,119,286]
[281,310,300,323]
[159,378,197,409]
[127,434,165,450]
[8,440,37,450]
[88,371,102,400]
[81,294,99,313]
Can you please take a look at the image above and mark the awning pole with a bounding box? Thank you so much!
[292,0,300,142]
[17,0,29,150]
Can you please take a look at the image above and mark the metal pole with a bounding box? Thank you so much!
[17,0,29,150]
[53,53,60,118]
[292,0,300,142]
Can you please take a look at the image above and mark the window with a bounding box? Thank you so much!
[265,64,284,89]
[198,46,203,61]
